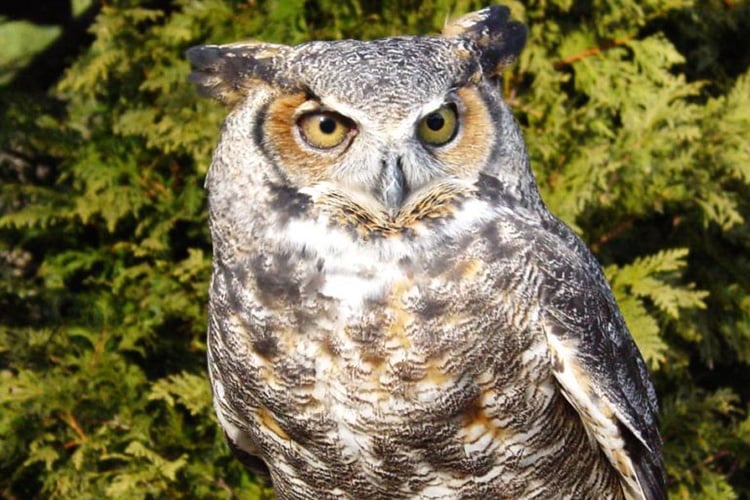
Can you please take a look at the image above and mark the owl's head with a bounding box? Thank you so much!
[189,6,537,236]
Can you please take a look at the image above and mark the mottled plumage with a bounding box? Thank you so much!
[188,6,665,499]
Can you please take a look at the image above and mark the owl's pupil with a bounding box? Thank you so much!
[426,113,445,131]
[319,117,337,134]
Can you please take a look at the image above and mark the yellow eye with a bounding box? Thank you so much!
[417,104,458,146]
[297,111,353,149]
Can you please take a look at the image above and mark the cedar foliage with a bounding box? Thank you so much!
[1,0,749,498]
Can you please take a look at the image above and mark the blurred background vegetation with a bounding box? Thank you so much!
[1,0,749,498]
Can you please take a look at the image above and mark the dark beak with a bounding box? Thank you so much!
[378,156,407,217]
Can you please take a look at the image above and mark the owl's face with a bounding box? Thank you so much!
[260,39,504,217]
[189,8,534,239]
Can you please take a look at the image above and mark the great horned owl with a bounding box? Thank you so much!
[188,6,665,499]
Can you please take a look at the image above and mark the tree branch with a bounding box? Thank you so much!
[553,37,633,70]
[59,411,88,445]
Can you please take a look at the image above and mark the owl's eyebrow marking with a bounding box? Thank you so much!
[415,92,461,122]
[303,87,320,102]
[293,90,345,117]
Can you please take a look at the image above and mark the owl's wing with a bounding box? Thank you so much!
[536,219,666,500]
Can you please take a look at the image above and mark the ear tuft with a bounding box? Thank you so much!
[443,6,527,77]
[186,42,289,106]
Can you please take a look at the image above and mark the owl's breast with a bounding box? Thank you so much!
[208,210,623,498]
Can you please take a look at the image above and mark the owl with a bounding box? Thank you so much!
[188,5,665,499]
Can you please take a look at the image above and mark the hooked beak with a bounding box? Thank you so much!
[378,156,408,217]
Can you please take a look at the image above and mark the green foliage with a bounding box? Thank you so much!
[606,248,708,368]
[1,0,749,497]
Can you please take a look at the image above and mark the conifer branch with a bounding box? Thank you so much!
[59,411,88,445]
[702,449,731,466]
[590,220,634,253]
[505,97,543,119]
[553,37,633,70]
